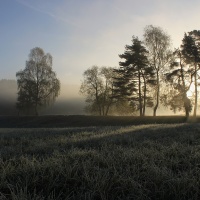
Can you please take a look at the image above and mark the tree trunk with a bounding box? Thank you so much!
[99,107,102,116]
[184,99,189,118]
[142,73,146,117]
[143,84,146,116]
[153,71,159,116]
[105,84,114,116]
[35,104,38,116]
[105,102,111,116]
[138,72,142,116]
[36,63,39,116]
[193,64,198,117]
[95,87,101,116]
[180,54,190,119]
[102,105,105,116]
[183,88,190,119]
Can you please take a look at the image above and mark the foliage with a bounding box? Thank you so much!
[144,25,172,116]
[162,30,200,118]
[114,36,155,116]
[1,124,200,199]
[16,47,60,115]
[80,66,115,116]
[181,31,200,64]
[163,49,193,117]
[181,31,200,116]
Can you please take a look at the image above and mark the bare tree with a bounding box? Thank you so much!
[144,25,172,116]
[80,66,115,115]
[100,67,115,115]
[16,47,60,115]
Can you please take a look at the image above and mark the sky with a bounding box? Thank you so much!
[1,0,200,87]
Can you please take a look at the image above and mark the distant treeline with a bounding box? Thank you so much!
[3,26,200,117]
[80,26,200,118]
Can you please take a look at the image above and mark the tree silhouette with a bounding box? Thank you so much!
[144,25,172,116]
[164,49,192,117]
[16,47,60,115]
[114,36,155,116]
[181,30,200,116]
[80,66,115,115]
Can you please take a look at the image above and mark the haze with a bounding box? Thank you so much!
[0,80,85,115]
[1,0,200,82]
[0,0,200,115]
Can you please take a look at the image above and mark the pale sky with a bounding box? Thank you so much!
[1,0,200,86]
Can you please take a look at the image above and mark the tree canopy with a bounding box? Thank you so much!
[144,25,172,116]
[164,49,192,117]
[16,47,60,115]
[12,26,200,117]
[181,31,200,116]
[114,36,155,116]
[80,66,115,116]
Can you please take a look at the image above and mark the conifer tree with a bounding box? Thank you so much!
[165,49,192,117]
[114,36,155,116]
[181,30,200,116]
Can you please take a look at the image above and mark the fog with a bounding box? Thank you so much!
[0,79,85,115]
[40,84,85,115]
[0,79,183,116]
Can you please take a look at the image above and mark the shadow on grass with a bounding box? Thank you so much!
[1,123,199,159]
[54,123,199,151]
[0,115,189,128]
[1,123,200,200]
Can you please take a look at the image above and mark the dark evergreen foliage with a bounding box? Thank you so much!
[181,31,200,116]
[113,36,155,116]
[164,49,192,117]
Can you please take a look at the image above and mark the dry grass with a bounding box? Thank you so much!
[1,123,200,199]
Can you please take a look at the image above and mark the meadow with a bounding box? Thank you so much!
[1,118,200,199]
[0,115,189,128]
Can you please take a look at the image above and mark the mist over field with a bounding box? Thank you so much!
[0,79,184,116]
[0,79,85,115]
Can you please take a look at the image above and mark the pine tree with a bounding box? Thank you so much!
[165,49,192,117]
[181,30,200,116]
[114,36,155,116]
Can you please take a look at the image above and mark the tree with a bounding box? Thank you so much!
[100,67,115,115]
[80,66,114,116]
[144,25,172,116]
[181,30,200,116]
[16,47,60,115]
[114,36,155,116]
[164,49,192,117]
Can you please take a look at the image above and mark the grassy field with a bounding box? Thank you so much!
[1,123,200,199]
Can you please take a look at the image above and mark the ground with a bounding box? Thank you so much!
[1,120,200,199]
